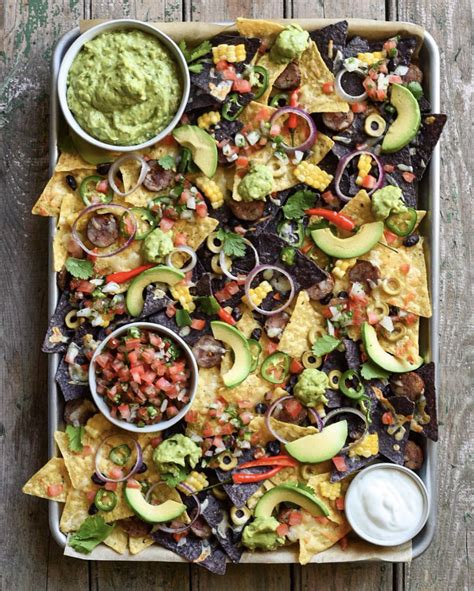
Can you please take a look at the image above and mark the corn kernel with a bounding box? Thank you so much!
[356,153,373,185]
[319,480,342,501]
[348,432,379,458]
[356,51,385,65]
[294,161,333,192]
[170,284,196,313]
[212,43,246,64]
[197,111,221,130]
[178,471,209,494]
[194,176,224,209]
[242,280,273,307]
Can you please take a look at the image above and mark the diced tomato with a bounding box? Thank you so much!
[159,217,175,232]
[165,304,176,318]
[82,445,93,457]
[402,171,416,183]
[75,280,95,294]
[376,88,387,101]
[335,497,345,511]
[384,229,398,244]
[161,134,177,147]
[95,353,112,369]
[173,232,187,247]
[351,101,367,113]
[166,405,179,418]
[322,81,334,94]
[185,410,199,423]
[190,318,206,330]
[361,174,377,189]
[388,74,403,84]
[237,399,253,409]
[288,511,303,526]
[217,307,235,325]
[232,78,252,93]
[156,377,173,393]
[126,479,141,489]
[276,523,289,537]
[117,404,131,420]
[226,281,240,296]
[109,467,123,480]
[219,423,234,436]
[255,107,271,122]
[382,412,394,425]
[289,358,304,374]
[86,490,97,503]
[383,164,395,173]
[405,313,417,325]
[236,156,249,169]
[321,307,333,319]
[284,398,304,420]
[195,201,208,218]
[47,484,64,497]
[96,179,109,194]
[202,425,215,438]
[332,456,348,472]
[367,311,379,325]
[383,39,397,51]
[240,411,253,425]
[105,481,118,492]
[215,59,230,71]
[269,123,281,137]
[400,263,410,275]
[222,67,237,81]
[141,348,156,365]
[125,337,142,351]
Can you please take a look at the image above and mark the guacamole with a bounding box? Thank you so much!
[242,516,285,551]
[294,368,329,407]
[371,186,408,220]
[142,228,174,263]
[270,24,310,64]
[67,30,182,145]
[152,434,201,483]
[238,164,273,201]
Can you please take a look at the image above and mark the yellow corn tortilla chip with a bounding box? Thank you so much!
[185,366,223,437]
[278,291,326,358]
[55,151,93,172]
[306,132,335,165]
[254,53,287,105]
[236,17,284,43]
[33,169,94,217]
[60,489,90,532]
[92,240,143,276]
[307,472,351,526]
[248,416,317,446]
[129,535,155,555]
[54,430,97,490]
[52,190,89,271]
[104,527,128,554]
[22,457,72,502]
[298,42,349,113]
[84,413,117,440]
[218,367,270,407]
[269,465,300,486]
[240,100,276,129]
[172,216,219,251]
[299,461,333,480]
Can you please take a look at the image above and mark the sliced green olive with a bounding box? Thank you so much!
[366,301,390,323]
[328,369,343,390]
[308,326,327,345]
[302,351,322,369]
[383,322,407,342]
[364,113,387,138]
[230,505,251,526]
[206,232,223,253]
[212,486,227,500]
[65,309,84,329]
[381,276,402,296]
[217,451,238,471]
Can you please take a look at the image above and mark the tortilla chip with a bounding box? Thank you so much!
[306,133,335,165]
[172,216,219,252]
[248,416,317,446]
[103,527,128,554]
[379,315,420,359]
[310,21,349,73]
[84,413,117,440]
[92,240,143,276]
[219,370,270,407]
[129,535,155,555]
[54,431,96,490]
[33,172,73,217]
[298,42,349,113]
[22,457,72,502]
[307,472,350,525]
[236,17,284,44]
[185,366,224,437]
[60,489,90,532]
[55,151,93,172]
[278,291,326,358]
[254,53,287,105]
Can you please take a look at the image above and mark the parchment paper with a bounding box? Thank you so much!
[66,17,419,565]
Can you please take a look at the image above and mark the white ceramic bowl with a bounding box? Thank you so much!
[89,321,198,433]
[58,19,190,152]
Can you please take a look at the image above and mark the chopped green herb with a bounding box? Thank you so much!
[65,257,94,280]
[176,309,192,327]
[158,155,175,170]
[282,189,317,220]
[312,335,341,356]
[196,295,221,315]
[65,425,85,453]
[69,516,114,554]
[216,228,247,258]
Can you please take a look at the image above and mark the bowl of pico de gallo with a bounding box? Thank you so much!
[89,322,198,433]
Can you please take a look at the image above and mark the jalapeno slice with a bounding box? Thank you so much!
[270,93,289,108]
[120,207,155,240]
[94,488,118,512]
[109,444,132,466]
[280,246,296,266]
[261,351,290,384]
[248,339,262,372]
[277,219,305,247]
[178,148,192,173]
[79,175,113,206]
[249,65,269,100]
[385,207,417,237]
[339,369,365,399]
[222,93,245,121]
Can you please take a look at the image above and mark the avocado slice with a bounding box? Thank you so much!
[361,322,423,373]
[70,129,117,165]
[126,266,185,317]
[311,221,384,259]
[255,483,330,519]
[173,125,218,178]
[211,321,252,387]
[285,421,348,463]
[124,481,186,524]
[382,84,421,153]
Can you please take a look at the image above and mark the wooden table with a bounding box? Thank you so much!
[1,1,471,589]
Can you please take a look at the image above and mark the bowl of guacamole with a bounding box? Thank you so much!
[58,20,190,151]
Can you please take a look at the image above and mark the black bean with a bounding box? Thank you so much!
[136,462,148,474]
[250,328,262,341]
[96,163,112,175]
[403,234,420,247]
[66,174,77,190]
[337,291,349,299]
[319,292,333,305]
[88,503,98,515]
[91,473,106,485]
[233,307,243,321]
[255,402,268,415]
[389,305,400,316]
[266,440,281,456]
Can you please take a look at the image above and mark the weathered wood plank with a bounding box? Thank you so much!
[388,1,473,589]
[0,0,90,589]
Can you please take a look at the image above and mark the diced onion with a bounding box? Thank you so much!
[107,153,150,197]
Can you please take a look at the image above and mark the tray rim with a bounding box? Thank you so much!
[46,20,441,563]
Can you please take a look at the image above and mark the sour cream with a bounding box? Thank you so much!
[345,463,429,546]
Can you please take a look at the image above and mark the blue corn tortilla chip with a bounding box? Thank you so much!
[141,285,173,318]
[214,119,244,143]
[331,452,379,482]
[55,357,89,401]
[152,530,227,574]
[215,450,268,508]
[372,391,414,464]
[344,36,370,58]
[380,147,418,208]
[185,87,220,113]
[343,338,361,370]
[42,294,75,353]
[410,114,447,180]
[310,21,348,72]
[199,494,243,563]
[191,63,233,103]
[412,362,438,441]
[321,350,346,408]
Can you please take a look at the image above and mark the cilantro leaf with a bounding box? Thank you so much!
[312,335,341,356]
[65,425,84,453]
[216,228,247,258]
[282,190,317,220]
[69,516,114,554]
[158,155,175,170]
[360,362,390,380]
[176,309,192,327]
[65,257,94,280]
[188,62,204,74]
[196,295,221,315]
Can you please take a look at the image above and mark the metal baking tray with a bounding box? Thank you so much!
[47,21,441,561]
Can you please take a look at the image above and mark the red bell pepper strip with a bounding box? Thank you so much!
[304,208,356,232]
[238,455,298,470]
[232,465,283,484]
[217,307,236,325]
[105,264,154,284]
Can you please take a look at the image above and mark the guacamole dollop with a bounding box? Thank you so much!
[238,164,273,201]
[142,228,174,263]
[67,30,182,145]
[270,24,310,64]
[242,516,285,551]
[294,368,329,407]
[371,186,408,220]
[152,434,201,483]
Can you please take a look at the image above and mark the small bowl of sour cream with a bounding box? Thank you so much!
[344,463,430,546]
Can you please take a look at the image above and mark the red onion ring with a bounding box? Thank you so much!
[219,238,259,281]
[108,152,150,197]
[94,435,143,483]
[147,482,201,534]
[265,395,322,444]
[269,107,318,154]
[244,264,295,316]
[323,406,369,452]
[334,150,385,202]
[334,69,368,104]
[71,203,137,258]
[166,245,197,273]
